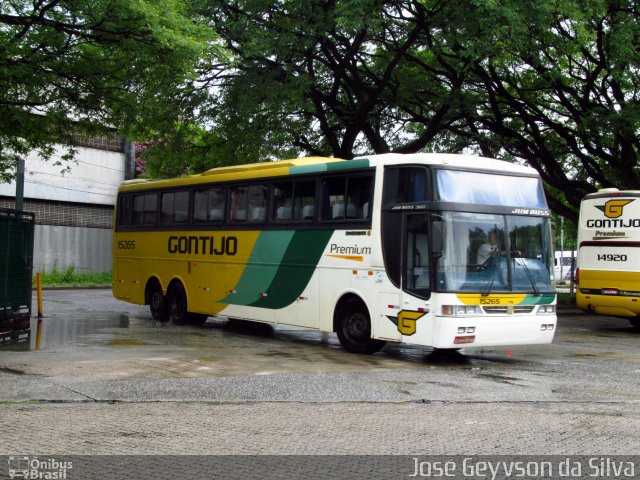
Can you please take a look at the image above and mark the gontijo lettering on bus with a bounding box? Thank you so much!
[167,235,238,255]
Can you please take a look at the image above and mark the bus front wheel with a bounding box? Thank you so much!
[336,298,386,354]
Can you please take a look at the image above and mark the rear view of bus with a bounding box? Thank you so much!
[576,188,640,328]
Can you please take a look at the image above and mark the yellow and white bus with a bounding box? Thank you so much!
[576,188,640,328]
[112,153,557,353]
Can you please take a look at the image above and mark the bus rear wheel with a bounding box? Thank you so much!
[169,283,189,325]
[149,283,169,322]
[168,282,208,325]
[336,298,386,354]
[189,313,209,326]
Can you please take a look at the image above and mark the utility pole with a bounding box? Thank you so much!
[560,216,564,279]
[15,158,24,212]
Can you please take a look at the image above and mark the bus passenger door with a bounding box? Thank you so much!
[399,214,432,343]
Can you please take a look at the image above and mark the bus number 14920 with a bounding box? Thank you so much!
[597,254,627,262]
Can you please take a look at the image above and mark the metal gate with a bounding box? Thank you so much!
[0,208,35,343]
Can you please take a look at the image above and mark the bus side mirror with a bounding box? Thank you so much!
[432,219,444,257]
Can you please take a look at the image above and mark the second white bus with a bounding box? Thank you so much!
[576,188,640,328]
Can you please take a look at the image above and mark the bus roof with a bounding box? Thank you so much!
[355,153,538,176]
[584,187,640,200]
[119,153,538,192]
[119,156,343,191]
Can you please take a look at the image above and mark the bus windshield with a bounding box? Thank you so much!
[436,170,547,208]
[436,212,554,293]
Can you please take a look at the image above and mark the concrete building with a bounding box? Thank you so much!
[0,131,134,273]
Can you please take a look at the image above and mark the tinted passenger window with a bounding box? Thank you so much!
[194,188,225,223]
[346,176,372,219]
[322,176,372,220]
[161,191,189,225]
[272,181,315,221]
[273,182,294,221]
[116,195,131,227]
[230,185,267,223]
[383,167,428,206]
[322,178,346,220]
[293,181,315,220]
[132,193,158,226]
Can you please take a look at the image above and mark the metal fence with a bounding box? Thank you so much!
[0,208,35,325]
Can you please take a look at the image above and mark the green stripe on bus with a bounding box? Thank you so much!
[289,158,370,176]
[250,229,334,309]
[289,164,328,175]
[219,230,295,305]
[520,294,556,305]
[326,159,370,171]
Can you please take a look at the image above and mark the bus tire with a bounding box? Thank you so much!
[148,281,169,322]
[335,298,386,354]
[189,313,209,325]
[168,282,189,325]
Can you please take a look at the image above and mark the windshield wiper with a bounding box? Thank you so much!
[481,256,499,297]
[515,257,540,296]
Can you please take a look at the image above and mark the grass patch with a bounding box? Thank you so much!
[37,266,111,288]
[557,292,576,306]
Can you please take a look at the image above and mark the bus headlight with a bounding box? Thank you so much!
[538,305,556,314]
[442,305,483,316]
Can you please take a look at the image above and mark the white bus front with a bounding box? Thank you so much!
[381,162,557,349]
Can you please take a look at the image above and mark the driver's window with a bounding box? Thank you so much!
[475,228,505,264]
[404,214,430,298]
[469,225,507,266]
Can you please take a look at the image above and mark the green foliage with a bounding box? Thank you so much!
[557,292,577,306]
[553,213,578,251]
[38,267,111,287]
[186,0,639,224]
[194,0,472,163]
[0,0,215,181]
[6,0,636,228]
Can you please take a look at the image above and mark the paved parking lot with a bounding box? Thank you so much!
[0,289,639,460]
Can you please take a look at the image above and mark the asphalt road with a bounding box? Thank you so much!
[0,289,639,464]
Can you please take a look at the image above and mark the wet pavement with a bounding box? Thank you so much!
[1,289,639,403]
[1,289,640,455]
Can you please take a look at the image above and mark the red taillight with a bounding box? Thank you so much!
[454,335,475,345]
[575,267,579,286]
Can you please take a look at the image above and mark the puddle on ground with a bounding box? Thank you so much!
[0,311,527,377]
[0,313,133,351]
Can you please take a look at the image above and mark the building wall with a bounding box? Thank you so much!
[0,197,115,274]
[0,197,114,273]
[0,130,131,274]
[0,198,114,228]
[0,144,126,206]
[35,225,112,273]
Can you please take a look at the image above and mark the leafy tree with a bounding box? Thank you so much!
[197,0,472,160]
[441,0,640,222]
[191,0,639,222]
[0,0,213,182]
